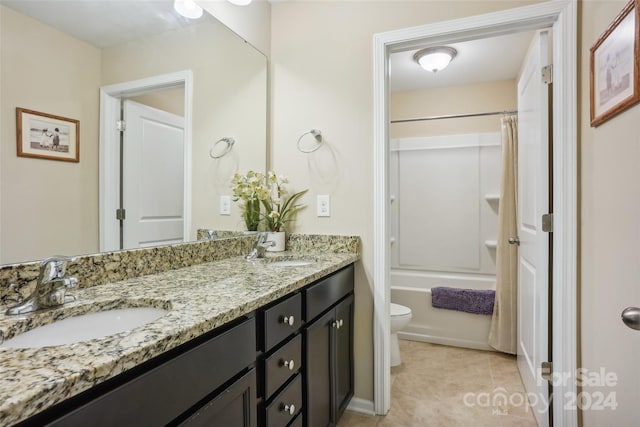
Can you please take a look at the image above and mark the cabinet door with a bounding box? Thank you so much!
[179,369,257,427]
[304,309,334,427]
[334,295,354,420]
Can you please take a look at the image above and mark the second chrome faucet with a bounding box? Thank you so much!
[246,232,275,260]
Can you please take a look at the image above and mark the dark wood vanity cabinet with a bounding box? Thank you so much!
[257,263,354,427]
[18,264,354,427]
[304,266,355,427]
[23,317,258,427]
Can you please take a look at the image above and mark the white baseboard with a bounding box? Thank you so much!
[398,331,493,351]
[346,397,375,416]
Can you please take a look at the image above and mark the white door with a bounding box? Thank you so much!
[516,30,551,427]
[122,100,186,249]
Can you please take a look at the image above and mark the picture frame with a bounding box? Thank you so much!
[590,0,640,127]
[16,108,80,162]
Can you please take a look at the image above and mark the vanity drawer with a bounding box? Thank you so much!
[264,334,302,399]
[288,412,303,427]
[261,293,302,352]
[46,317,256,427]
[305,265,354,322]
[265,374,302,427]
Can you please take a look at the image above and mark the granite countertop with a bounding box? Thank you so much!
[0,251,358,426]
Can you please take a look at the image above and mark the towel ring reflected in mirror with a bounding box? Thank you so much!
[209,137,235,159]
[297,129,323,153]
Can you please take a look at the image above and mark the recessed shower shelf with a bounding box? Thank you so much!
[484,240,497,249]
[484,194,500,203]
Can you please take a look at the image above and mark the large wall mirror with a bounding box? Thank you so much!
[0,0,267,265]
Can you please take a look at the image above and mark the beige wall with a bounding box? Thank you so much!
[131,89,185,117]
[270,0,541,402]
[390,80,517,138]
[0,6,101,264]
[580,0,640,425]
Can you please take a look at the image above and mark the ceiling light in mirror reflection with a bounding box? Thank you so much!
[227,0,253,5]
[174,0,204,19]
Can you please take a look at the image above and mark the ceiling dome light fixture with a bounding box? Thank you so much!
[414,46,458,73]
[227,0,253,5]
[174,0,203,19]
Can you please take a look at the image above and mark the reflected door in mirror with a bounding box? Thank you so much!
[122,100,186,249]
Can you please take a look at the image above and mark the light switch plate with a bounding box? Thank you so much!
[317,195,330,217]
[220,195,231,215]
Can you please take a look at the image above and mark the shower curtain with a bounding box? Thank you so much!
[488,115,518,355]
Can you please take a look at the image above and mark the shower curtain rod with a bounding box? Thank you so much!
[390,109,518,124]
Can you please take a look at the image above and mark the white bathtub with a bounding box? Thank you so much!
[390,270,495,351]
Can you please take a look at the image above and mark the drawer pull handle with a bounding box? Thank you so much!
[282,359,295,370]
[283,404,296,415]
[282,315,295,326]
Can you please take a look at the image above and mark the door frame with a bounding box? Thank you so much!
[99,70,193,252]
[372,2,577,426]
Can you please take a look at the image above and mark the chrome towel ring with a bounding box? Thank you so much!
[297,129,323,153]
[209,137,235,159]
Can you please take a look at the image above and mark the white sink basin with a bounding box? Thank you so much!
[1,307,169,349]
[267,259,316,267]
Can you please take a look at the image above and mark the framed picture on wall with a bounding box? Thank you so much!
[16,108,80,162]
[590,0,640,127]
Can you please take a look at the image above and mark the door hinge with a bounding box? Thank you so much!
[116,208,126,221]
[540,361,553,382]
[116,120,126,132]
[542,65,553,85]
[542,213,553,232]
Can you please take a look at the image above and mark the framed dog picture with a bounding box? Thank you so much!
[590,0,640,127]
[16,108,80,162]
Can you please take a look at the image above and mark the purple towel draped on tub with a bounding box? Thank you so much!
[431,287,495,315]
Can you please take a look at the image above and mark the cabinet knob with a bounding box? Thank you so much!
[283,404,296,415]
[282,315,295,326]
[332,320,341,329]
[339,319,344,327]
[282,359,295,370]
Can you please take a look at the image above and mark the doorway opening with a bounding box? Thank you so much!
[387,27,551,426]
[99,71,193,252]
[372,2,577,426]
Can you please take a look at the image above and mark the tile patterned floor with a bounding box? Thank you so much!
[338,340,539,427]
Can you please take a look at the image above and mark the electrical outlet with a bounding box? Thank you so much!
[317,195,330,217]
[220,195,231,215]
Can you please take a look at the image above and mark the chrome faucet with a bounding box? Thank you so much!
[246,232,275,260]
[5,256,78,315]
[201,229,217,240]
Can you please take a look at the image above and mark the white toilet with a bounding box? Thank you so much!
[390,303,412,367]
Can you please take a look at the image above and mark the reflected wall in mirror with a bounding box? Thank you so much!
[0,1,267,265]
